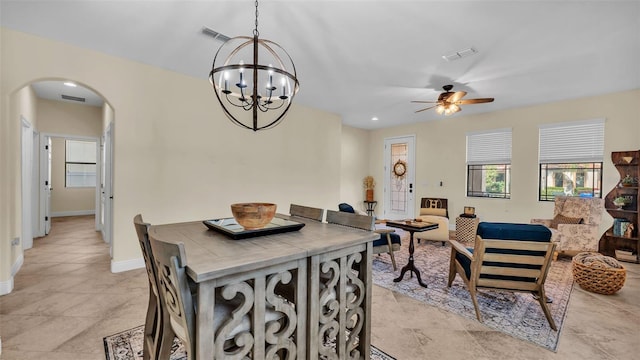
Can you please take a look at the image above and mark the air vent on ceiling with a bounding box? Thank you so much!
[202,26,231,42]
[61,94,86,102]
[442,47,478,62]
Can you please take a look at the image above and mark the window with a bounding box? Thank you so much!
[538,119,604,201]
[66,139,97,187]
[466,128,512,198]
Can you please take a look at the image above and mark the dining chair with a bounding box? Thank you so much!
[133,214,162,360]
[289,203,324,221]
[148,236,288,359]
[334,205,402,270]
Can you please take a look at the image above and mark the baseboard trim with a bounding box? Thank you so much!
[111,257,144,273]
[1,254,25,296]
[11,253,24,276]
[0,277,14,296]
[52,210,95,217]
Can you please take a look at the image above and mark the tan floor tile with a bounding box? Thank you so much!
[2,315,99,352]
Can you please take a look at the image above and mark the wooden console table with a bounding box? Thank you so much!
[149,214,378,359]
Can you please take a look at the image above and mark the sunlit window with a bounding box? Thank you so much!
[65,139,96,188]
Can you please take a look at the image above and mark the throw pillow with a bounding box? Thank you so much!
[419,208,447,217]
[550,214,583,229]
[338,203,355,213]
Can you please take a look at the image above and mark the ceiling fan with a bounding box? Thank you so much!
[412,85,494,115]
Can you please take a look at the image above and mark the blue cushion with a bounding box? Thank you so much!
[477,222,551,242]
[372,232,401,247]
[338,203,355,213]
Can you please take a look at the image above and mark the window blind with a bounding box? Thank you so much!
[466,128,512,165]
[539,119,604,163]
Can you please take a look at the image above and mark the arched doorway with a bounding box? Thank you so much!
[19,79,114,252]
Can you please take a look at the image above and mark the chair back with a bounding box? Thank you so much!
[289,203,324,221]
[419,197,449,218]
[134,214,159,297]
[326,209,374,231]
[134,214,162,360]
[553,196,604,225]
[148,237,196,358]
[472,237,557,292]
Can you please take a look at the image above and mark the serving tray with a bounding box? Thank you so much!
[203,216,305,240]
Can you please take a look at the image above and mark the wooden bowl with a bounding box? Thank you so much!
[230,203,277,230]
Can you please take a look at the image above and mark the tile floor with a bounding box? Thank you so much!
[1,215,638,359]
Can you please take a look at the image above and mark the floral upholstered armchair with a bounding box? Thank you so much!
[531,196,604,254]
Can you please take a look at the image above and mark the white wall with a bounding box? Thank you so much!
[1,28,343,280]
[369,89,640,238]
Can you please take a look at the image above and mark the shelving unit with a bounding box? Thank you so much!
[599,150,639,263]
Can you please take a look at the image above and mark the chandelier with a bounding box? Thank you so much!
[209,0,299,131]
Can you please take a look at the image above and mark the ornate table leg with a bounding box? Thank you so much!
[393,230,428,288]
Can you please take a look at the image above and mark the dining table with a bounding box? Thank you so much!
[148,213,378,360]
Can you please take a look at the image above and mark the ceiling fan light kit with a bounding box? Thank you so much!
[209,0,299,131]
[412,84,494,116]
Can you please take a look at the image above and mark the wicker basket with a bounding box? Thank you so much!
[572,252,626,295]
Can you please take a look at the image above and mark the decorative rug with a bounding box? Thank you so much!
[103,325,396,360]
[372,231,574,352]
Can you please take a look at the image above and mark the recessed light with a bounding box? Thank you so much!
[372,117,379,121]
[63,82,77,87]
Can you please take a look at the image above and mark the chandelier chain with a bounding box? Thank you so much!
[253,0,259,37]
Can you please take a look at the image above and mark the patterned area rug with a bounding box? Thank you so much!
[103,325,396,360]
[372,231,573,352]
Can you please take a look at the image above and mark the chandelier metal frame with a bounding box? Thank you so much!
[209,0,299,131]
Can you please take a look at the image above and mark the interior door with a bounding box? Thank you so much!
[101,124,113,249]
[40,135,52,235]
[383,135,416,220]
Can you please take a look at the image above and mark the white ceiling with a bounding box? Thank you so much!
[2,0,639,129]
[31,81,104,107]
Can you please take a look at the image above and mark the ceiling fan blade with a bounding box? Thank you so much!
[447,91,467,103]
[415,105,437,113]
[410,100,438,103]
[455,98,494,105]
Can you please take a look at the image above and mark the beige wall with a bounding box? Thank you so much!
[37,98,102,136]
[37,99,102,215]
[369,89,640,235]
[340,126,371,213]
[1,85,38,291]
[1,28,343,283]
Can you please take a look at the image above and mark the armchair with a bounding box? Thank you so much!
[448,222,557,330]
[531,196,604,255]
[415,197,450,245]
